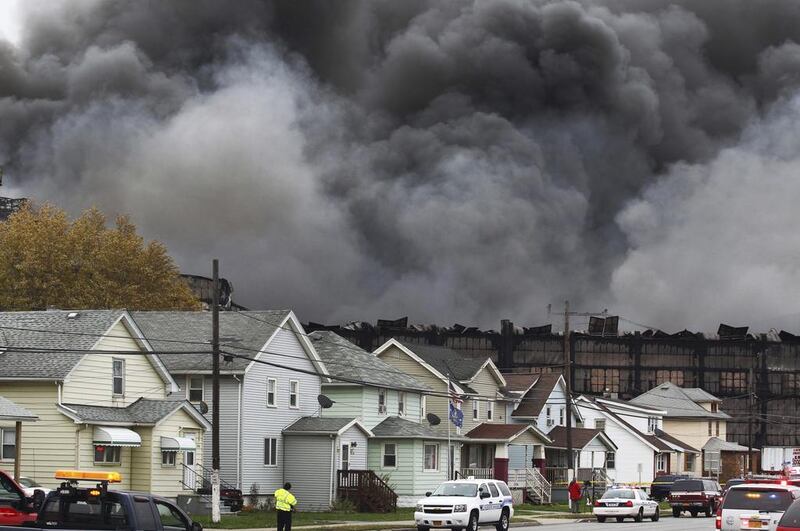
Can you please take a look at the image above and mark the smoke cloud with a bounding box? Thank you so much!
[2,0,800,330]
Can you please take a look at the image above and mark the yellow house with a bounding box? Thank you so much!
[0,310,210,498]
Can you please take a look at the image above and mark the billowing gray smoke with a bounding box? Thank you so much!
[3,0,800,331]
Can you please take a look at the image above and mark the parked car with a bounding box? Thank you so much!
[592,487,660,523]
[723,478,747,495]
[651,474,690,501]
[17,477,51,498]
[0,469,42,526]
[414,478,514,531]
[0,470,203,531]
[669,478,722,517]
[717,483,800,531]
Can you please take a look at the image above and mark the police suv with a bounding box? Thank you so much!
[414,478,513,531]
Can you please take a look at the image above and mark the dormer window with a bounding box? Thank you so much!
[647,417,658,434]
[711,402,718,412]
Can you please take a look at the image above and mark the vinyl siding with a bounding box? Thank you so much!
[76,425,134,489]
[663,418,726,452]
[508,445,536,469]
[0,383,75,488]
[367,439,460,499]
[283,435,333,511]
[62,320,167,406]
[240,325,322,494]
[131,427,153,492]
[195,375,241,487]
[151,408,205,498]
[338,426,368,471]
[462,367,507,432]
[320,386,364,422]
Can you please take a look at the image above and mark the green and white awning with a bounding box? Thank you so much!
[160,436,196,451]
[93,426,141,447]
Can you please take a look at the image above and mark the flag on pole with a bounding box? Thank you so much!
[448,381,463,428]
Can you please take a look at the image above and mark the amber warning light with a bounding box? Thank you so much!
[54,470,122,483]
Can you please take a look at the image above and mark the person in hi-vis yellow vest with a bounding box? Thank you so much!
[274,483,297,531]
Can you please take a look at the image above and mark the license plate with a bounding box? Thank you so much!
[748,519,763,529]
[433,521,442,526]
[606,503,618,507]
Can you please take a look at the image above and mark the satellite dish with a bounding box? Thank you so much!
[199,401,209,415]
[426,413,441,426]
[317,394,335,409]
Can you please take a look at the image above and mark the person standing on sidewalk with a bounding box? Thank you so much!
[274,483,297,531]
[568,479,582,513]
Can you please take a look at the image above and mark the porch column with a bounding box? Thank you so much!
[13,421,21,481]
[494,443,509,482]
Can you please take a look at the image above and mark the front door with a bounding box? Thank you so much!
[183,433,196,490]
[341,444,350,471]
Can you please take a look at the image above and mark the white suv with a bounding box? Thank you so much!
[414,479,514,531]
[717,483,800,531]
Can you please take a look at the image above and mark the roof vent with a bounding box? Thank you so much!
[66,312,80,319]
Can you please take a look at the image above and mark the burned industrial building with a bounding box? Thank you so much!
[305,317,800,448]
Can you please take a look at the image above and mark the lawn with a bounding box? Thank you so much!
[195,508,416,529]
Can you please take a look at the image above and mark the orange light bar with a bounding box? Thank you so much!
[54,470,122,483]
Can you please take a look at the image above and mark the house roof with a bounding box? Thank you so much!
[0,310,126,379]
[465,422,551,444]
[283,416,371,436]
[0,396,38,421]
[580,396,670,452]
[703,437,755,453]
[131,310,291,373]
[546,426,617,451]
[655,429,699,453]
[59,398,210,429]
[630,382,730,419]
[502,373,540,394]
[511,373,561,418]
[396,342,487,387]
[371,416,456,440]
[309,331,430,392]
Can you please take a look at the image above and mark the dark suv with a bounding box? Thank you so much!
[651,475,690,502]
[669,478,722,518]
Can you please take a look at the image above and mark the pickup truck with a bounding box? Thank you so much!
[0,469,43,526]
[0,470,202,531]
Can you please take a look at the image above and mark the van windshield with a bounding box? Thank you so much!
[431,483,478,497]
[724,489,794,512]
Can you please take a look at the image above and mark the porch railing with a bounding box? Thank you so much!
[459,468,494,479]
[544,467,569,486]
[508,468,552,504]
[337,469,397,513]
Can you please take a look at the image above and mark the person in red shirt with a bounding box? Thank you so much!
[568,479,583,513]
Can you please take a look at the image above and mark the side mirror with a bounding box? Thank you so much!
[425,492,432,497]
[191,522,203,531]
[29,490,45,512]
[480,491,490,499]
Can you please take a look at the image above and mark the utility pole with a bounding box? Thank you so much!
[564,301,574,484]
[748,365,754,475]
[211,259,221,523]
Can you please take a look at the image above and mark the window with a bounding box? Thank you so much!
[559,408,564,426]
[188,376,204,402]
[383,443,396,468]
[421,396,427,418]
[488,482,500,497]
[134,500,158,531]
[685,453,695,472]
[595,419,606,432]
[94,445,121,464]
[289,380,299,409]
[341,444,350,470]
[424,443,439,471]
[154,500,189,531]
[497,482,511,497]
[711,402,718,413]
[606,451,615,469]
[715,421,720,436]
[656,370,684,386]
[266,378,276,407]
[264,438,277,466]
[161,451,176,466]
[1,428,15,460]
[398,392,406,416]
[647,417,658,434]
[472,400,479,421]
[708,421,713,436]
[112,359,125,395]
[656,453,667,471]
[587,368,621,393]
[487,401,494,421]
[378,389,387,415]
[720,371,747,393]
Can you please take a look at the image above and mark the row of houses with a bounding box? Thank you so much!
[0,309,752,510]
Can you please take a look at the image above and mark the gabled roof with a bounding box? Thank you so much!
[0,396,38,421]
[309,331,430,392]
[576,396,668,452]
[655,429,699,453]
[465,422,552,444]
[502,373,540,394]
[703,437,755,453]
[283,416,372,437]
[546,426,617,451]
[58,398,210,429]
[0,310,126,379]
[630,382,730,419]
[371,416,457,441]
[512,373,560,418]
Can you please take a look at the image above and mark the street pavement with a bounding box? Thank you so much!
[513,515,716,531]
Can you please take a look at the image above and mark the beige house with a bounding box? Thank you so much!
[630,381,731,475]
[0,310,210,497]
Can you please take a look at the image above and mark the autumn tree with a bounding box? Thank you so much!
[0,203,200,310]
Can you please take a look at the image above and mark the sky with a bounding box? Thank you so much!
[1,1,800,333]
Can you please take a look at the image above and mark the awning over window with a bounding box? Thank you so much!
[93,426,141,447]
[160,436,196,451]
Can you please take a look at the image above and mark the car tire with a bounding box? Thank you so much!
[466,511,479,531]
[597,516,606,523]
[634,508,644,522]
[495,508,510,531]
[616,516,625,522]
[672,507,681,518]
[651,508,660,522]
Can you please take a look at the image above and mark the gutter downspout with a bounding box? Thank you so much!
[234,375,243,489]
[330,435,336,507]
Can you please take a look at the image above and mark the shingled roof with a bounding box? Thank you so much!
[399,342,488,382]
[131,311,291,373]
[502,373,540,394]
[0,310,127,379]
[309,331,430,391]
[512,373,562,419]
[630,382,731,419]
[58,398,209,427]
[546,426,616,450]
[283,416,369,436]
[465,422,551,444]
[583,396,672,452]
[371,416,456,440]
[0,396,38,421]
